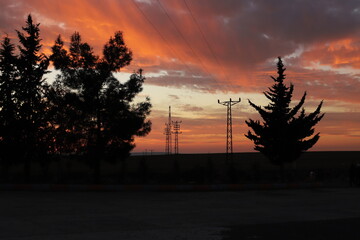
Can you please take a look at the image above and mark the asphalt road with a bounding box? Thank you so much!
[222,217,360,240]
[1,188,360,239]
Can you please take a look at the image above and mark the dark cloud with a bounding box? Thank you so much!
[146,74,227,92]
[0,1,27,36]
[182,0,360,68]
[168,94,180,100]
[181,104,203,112]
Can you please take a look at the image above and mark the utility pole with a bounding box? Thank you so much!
[172,120,182,154]
[164,106,172,155]
[218,98,241,161]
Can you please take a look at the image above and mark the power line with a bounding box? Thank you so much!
[132,0,231,92]
[131,0,194,74]
[156,0,216,81]
[183,0,230,84]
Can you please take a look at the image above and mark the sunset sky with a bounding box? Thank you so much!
[1,0,360,153]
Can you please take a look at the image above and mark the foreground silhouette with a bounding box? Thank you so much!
[0,15,151,183]
[49,32,151,183]
[0,15,50,181]
[245,57,324,180]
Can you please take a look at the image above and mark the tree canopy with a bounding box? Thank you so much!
[0,15,151,183]
[245,57,324,167]
[49,31,151,182]
[0,15,50,180]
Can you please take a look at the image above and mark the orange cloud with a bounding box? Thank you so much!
[302,37,360,69]
[1,0,360,153]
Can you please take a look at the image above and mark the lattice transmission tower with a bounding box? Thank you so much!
[164,106,172,155]
[172,121,182,154]
[218,98,241,160]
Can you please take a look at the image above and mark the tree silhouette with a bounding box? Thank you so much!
[16,15,50,180]
[50,32,151,183]
[0,36,20,180]
[245,57,324,178]
[0,15,50,181]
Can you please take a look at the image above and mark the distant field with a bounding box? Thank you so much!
[3,151,360,184]
[124,151,360,184]
[128,151,360,171]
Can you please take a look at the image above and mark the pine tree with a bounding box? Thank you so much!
[245,57,324,175]
[0,36,18,134]
[0,36,20,180]
[50,31,151,183]
[16,14,50,180]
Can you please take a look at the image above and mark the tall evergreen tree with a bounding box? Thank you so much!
[245,57,324,174]
[0,36,20,180]
[50,31,151,183]
[16,14,50,180]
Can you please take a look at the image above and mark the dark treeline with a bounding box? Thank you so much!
[0,15,151,183]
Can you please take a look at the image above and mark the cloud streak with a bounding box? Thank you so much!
[1,0,359,152]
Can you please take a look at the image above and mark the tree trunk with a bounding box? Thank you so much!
[93,102,102,184]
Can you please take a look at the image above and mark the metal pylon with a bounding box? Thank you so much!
[172,121,182,154]
[218,98,241,160]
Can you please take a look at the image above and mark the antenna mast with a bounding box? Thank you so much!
[164,106,172,155]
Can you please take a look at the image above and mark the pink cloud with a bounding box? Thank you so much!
[2,0,359,152]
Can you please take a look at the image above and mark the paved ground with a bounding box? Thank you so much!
[222,217,360,239]
[1,188,360,239]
